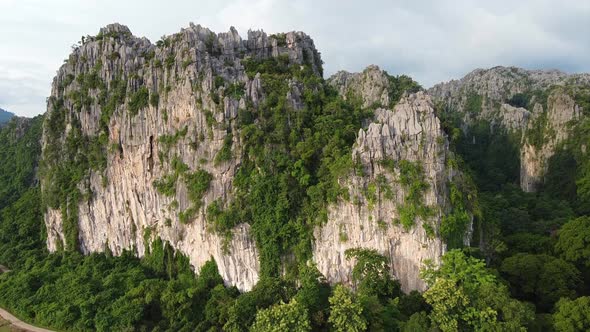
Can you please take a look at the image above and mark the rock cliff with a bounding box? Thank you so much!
[42,23,320,291]
[519,90,582,191]
[429,66,590,192]
[41,24,470,292]
[328,65,391,108]
[314,92,462,292]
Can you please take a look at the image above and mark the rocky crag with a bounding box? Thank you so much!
[429,66,590,192]
[41,24,473,292]
[314,66,475,292]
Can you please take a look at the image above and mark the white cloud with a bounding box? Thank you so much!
[1,0,588,116]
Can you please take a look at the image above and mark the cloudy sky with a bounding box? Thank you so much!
[1,0,589,117]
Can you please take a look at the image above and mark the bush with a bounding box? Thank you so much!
[153,174,177,197]
[185,169,212,205]
[387,74,422,107]
[269,33,287,47]
[128,86,149,115]
[507,93,531,108]
[150,92,159,107]
[394,160,432,231]
[227,82,245,99]
[465,92,483,115]
[214,133,233,165]
[159,126,188,151]
[214,76,225,90]
[165,54,175,69]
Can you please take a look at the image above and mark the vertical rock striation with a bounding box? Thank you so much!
[520,90,581,192]
[42,25,468,293]
[429,66,590,192]
[318,67,471,292]
[41,23,320,291]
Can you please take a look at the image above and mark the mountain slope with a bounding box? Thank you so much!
[40,23,472,292]
[1,24,589,332]
[429,66,590,194]
[0,116,44,268]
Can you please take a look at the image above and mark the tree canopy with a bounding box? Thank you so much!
[555,216,590,268]
[553,296,590,332]
[422,250,534,332]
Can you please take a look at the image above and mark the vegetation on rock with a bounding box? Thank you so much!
[2,24,590,332]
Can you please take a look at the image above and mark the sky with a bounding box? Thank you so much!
[1,0,589,117]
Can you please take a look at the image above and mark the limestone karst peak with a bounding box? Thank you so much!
[98,23,133,36]
[40,21,464,293]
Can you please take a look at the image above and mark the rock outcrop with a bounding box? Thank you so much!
[41,25,468,293]
[42,23,321,291]
[429,66,590,192]
[429,66,590,111]
[328,65,391,108]
[317,66,474,292]
[313,91,459,292]
[520,90,581,191]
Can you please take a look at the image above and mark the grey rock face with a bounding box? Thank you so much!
[496,104,531,132]
[314,90,465,292]
[428,66,589,192]
[43,24,465,293]
[328,65,390,108]
[429,66,590,107]
[520,90,580,192]
[42,23,320,291]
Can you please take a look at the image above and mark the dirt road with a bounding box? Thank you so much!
[0,308,54,332]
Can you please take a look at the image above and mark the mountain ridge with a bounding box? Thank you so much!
[39,23,473,292]
[0,21,589,332]
[39,22,590,293]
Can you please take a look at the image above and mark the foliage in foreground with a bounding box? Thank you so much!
[422,250,534,331]
[2,55,590,332]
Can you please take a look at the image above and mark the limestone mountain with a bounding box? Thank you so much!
[429,66,590,196]
[1,16,590,332]
[40,23,475,292]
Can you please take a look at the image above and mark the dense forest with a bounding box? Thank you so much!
[1,33,590,330]
[1,85,590,332]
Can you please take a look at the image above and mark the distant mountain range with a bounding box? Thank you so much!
[0,108,14,124]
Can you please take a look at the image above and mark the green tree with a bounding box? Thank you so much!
[344,248,403,331]
[204,284,239,329]
[553,296,590,332]
[421,250,533,331]
[294,262,331,328]
[398,290,429,320]
[250,299,311,332]
[224,277,291,332]
[328,285,367,332]
[386,74,422,107]
[555,217,590,268]
[357,295,403,332]
[345,248,400,299]
[500,253,580,311]
[0,116,44,268]
[423,278,475,332]
[402,312,432,332]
